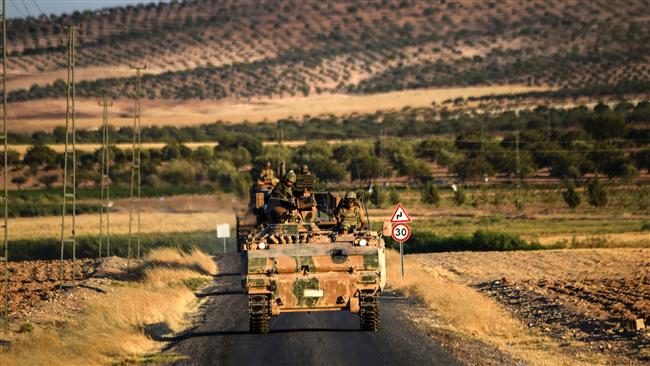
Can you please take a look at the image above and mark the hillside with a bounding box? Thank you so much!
[5,0,650,103]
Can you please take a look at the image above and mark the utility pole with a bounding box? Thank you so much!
[1,0,9,334]
[99,94,112,258]
[60,24,78,288]
[515,131,522,213]
[128,65,145,262]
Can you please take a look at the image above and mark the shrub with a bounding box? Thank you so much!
[452,187,466,206]
[160,160,196,185]
[11,175,27,189]
[586,177,608,207]
[420,182,440,206]
[385,229,542,253]
[389,189,400,205]
[370,185,385,208]
[37,174,58,189]
[562,182,581,209]
[23,144,57,168]
[207,159,249,196]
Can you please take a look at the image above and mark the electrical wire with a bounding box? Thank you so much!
[8,0,25,18]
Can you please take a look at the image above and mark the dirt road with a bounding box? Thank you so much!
[163,254,461,366]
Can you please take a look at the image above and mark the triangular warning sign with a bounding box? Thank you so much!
[390,203,411,223]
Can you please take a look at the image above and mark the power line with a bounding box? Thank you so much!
[7,0,24,18]
[18,0,31,19]
[29,0,45,17]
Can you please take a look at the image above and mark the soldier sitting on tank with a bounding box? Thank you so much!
[335,192,368,233]
[258,161,278,186]
[266,171,298,223]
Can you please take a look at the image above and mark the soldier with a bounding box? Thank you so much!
[259,161,277,185]
[266,171,298,223]
[300,164,311,176]
[335,191,368,232]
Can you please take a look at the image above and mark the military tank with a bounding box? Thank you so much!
[241,201,387,334]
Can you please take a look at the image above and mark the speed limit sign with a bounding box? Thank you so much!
[391,223,411,243]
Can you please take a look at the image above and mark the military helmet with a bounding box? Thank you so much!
[344,191,357,200]
[284,170,297,183]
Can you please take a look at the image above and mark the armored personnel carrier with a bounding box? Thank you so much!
[241,196,387,334]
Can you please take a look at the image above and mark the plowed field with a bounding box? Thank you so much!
[0,259,95,318]
[412,249,650,365]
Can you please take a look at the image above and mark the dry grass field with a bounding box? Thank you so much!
[394,249,650,365]
[0,248,217,366]
[8,85,545,133]
[10,211,233,240]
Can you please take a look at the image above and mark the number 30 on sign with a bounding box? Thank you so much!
[391,223,411,242]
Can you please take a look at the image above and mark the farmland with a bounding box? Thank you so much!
[1,0,650,365]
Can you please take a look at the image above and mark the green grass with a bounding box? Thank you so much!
[411,216,646,239]
[385,229,545,254]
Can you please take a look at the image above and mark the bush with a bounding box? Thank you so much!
[11,175,27,189]
[160,160,196,185]
[420,182,440,206]
[562,182,581,209]
[389,189,400,205]
[452,187,466,206]
[207,159,249,196]
[23,144,57,168]
[37,174,58,189]
[370,185,385,208]
[385,229,542,253]
[586,177,608,207]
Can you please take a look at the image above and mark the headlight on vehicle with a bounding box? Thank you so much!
[258,242,267,250]
[358,239,367,247]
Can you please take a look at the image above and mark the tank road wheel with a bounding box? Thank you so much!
[359,293,380,331]
[248,295,271,334]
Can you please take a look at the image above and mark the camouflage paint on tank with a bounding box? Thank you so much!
[363,253,379,270]
[295,255,316,273]
[247,257,268,274]
[359,273,378,284]
[291,277,320,307]
[243,222,386,314]
[247,244,380,274]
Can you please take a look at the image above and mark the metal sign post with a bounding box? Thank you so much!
[390,203,412,278]
[217,224,231,254]
[392,223,411,277]
[400,242,404,277]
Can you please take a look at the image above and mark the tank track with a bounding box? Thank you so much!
[248,295,271,334]
[359,293,380,331]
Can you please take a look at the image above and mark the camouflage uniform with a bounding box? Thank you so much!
[335,192,367,232]
[259,162,277,185]
[270,180,293,200]
[267,171,297,223]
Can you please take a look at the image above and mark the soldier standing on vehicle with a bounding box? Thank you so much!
[259,161,278,185]
[266,171,298,223]
[300,164,311,176]
[335,191,368,232]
